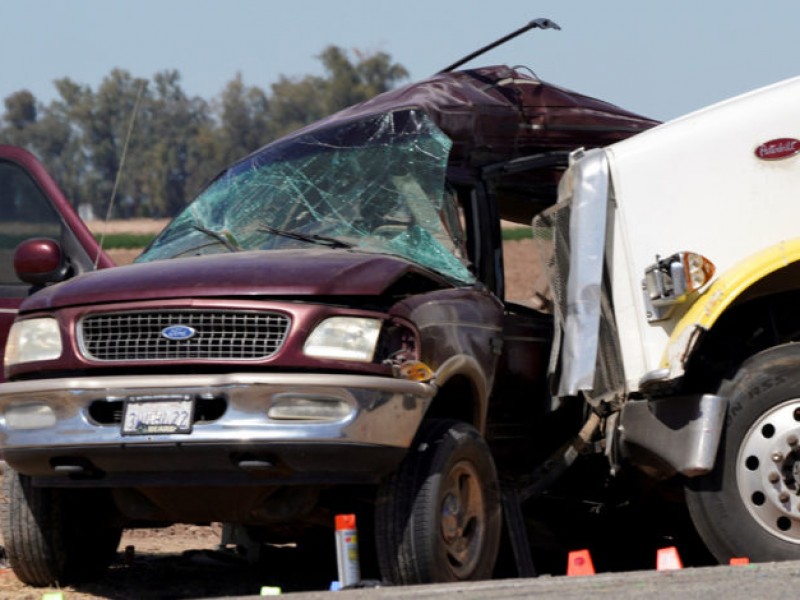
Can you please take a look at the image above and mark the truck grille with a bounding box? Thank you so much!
[80,311,290,361]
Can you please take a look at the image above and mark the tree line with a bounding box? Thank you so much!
[1,47,408,219]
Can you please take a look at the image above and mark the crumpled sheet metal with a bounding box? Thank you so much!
[534,149,611,400]
[558,149,611,397]
[288,65,659,169]
[281,65,657,226]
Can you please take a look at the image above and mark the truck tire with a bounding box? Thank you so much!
[0,466,122,586]
[375,419,501,584]
[686,343,800,562]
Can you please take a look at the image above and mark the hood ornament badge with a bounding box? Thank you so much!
[161,325,196,341]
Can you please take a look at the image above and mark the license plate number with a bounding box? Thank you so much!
[122,395,194,435]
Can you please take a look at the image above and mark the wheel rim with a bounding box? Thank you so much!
[737,398,800,543]
[439,459,485,578]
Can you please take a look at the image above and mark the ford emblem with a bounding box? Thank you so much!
[755,138,800,161]
[161,325,196,341]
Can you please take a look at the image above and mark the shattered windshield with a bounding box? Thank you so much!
[137,109,474,283]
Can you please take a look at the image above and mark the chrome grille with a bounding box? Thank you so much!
[80,311,290,361]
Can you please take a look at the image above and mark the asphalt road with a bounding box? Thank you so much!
[231,560,800,599]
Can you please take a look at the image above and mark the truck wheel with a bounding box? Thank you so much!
[375,419,501,584]
[0,466,122,586]
[686,343,800,562]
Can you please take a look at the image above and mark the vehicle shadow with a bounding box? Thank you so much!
[68,544,338,599]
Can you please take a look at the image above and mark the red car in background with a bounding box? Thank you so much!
[0,145,113,377]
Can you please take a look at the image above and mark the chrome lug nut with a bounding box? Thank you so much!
[789,434,799,446]
[773,452,785,462]
[780,491,791,503]
[769,471,781,483]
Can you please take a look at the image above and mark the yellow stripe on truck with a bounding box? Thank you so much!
[662,239,800,370]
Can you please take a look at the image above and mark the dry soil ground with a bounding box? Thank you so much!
[87,218,169,266]
[0,222,541,598]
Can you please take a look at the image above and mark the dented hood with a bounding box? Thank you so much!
[20,250,447,312]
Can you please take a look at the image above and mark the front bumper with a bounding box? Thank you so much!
[0,372,435,486]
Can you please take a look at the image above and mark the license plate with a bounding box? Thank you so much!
[122,395,194,435]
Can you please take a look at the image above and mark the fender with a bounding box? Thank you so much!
[430,354,491,434]
[661,239,800,376]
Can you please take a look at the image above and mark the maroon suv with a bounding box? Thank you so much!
[0,66,657,587]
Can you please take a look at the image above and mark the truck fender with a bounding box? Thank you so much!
[662,239,800,378]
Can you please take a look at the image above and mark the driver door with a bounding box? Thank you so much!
[0,145,113,379]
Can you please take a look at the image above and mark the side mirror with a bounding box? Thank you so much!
[13,238,69,286]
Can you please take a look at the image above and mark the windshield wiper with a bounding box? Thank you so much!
[191,224,241,252]
[258,224,354,249]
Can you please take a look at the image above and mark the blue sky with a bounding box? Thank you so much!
[2,1,800,121]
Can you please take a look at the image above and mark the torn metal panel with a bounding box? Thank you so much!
[559,150,610,397]
[284,66,659,225]
[321,66,658,169]
[533,149,622,402]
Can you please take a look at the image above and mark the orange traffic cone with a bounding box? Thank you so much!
[656,546,683,571]
[567,549,595,576]
[729,557,750,566]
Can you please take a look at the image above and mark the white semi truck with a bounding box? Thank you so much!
[539,74,800,562]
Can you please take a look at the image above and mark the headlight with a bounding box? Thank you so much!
[304,317,381,362]
[5,318,63,367]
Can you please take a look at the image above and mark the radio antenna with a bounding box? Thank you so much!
[95,78,146,267]
[437,18,561,74]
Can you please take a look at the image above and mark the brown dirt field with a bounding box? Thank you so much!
[503,238,545,307]
[105,248,142,265]
[0,227,541,598]
[86,219,168,266]
[86,219,170,236]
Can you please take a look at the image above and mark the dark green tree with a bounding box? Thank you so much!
[1,46,409,218]
[32,79,95,208]
[265,45,409,139]
[215,73,271,165]
[86,69,149,216]
[2,90,37,143]
[138,70,212,217]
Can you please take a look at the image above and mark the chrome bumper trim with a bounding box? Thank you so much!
[0,373,436,452]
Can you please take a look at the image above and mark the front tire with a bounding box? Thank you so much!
[1,466,122,586]
[375,419,502,584]
[687,343,800,561]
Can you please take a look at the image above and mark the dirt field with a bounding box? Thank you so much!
[86,219,168,266]
[0,222,541,598]
[86,219,170,235]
